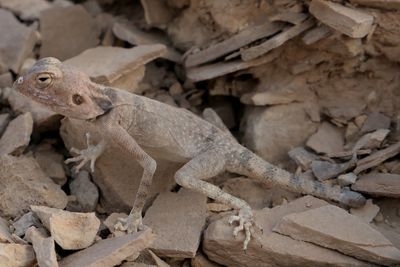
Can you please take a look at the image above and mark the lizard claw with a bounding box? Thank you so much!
[65,133,105,173]
[114,212,144,233]
[228,206,255,250]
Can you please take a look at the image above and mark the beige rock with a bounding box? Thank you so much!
[140,0,173,29]
[0,155,67,218]
[34,142,67,186]
[69,171,99,212]
[307,122,344,155]
[59,228,155,267]
[0,72,12,88]
[309,0,374,38]
[350,0,400,10]
[0,113,32,156]
[12,211,41,237]
[192,252,221,267]
[0,216,13,243]
[338,172,358,186]
[242,103,318,165]
[25,227,58,267]
[0,113,10,136]
[143,189,207,258]
[204,196,372,267]
[40,5,99,60]
[351,199,380,223]
[0,0,52,20]
[274,205,400,266]
[302,24,333,45]
[60,117,178,213]
[361,112,391,133]
[0,9,37,72]
[0,243,35,267]
[31,206,100,250]
[352,173,400,198]
[288,147,318,170]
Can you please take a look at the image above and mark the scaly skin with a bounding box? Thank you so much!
[14,57,366,249]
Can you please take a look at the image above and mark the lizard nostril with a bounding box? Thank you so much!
[72,94,84,105]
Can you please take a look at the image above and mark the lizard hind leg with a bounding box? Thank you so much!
[174,149,255,250]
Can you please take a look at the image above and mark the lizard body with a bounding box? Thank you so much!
[14,58,366,249]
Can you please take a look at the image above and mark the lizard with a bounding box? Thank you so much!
[13,57,366,249]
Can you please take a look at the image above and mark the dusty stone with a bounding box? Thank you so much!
[64,45,166,92]
[351,199,380,223]
[12,211,41,237]
[59,228,155,267]
[353,129,390,152]
[0,113,33,156]
[0,9,36,72]
[0,0,52,20]
[140,0,173,29]
[352,173,400,198]
[350,0,400,10]
[34,142,67,186]
[338,172,358,186]
[307,122,344,155]
[60,117,179,213]
[204,196,371,267]
[309,0,374,38]
[0,216,13,243]
[0,243,35,267]
[274,205,400,266]
[40,5,99,60]
[192,252,221,267]
[143,189,207,258]
[0,113,10,136]
[25,227,58,267]
[69,171,99,212]
[31,205,100,250]
[302,24,333,45]
[242,103,318,165]
[288,147,318,170]
[361,112,391,133]
[0,72,12,88]
[311,160,349,181]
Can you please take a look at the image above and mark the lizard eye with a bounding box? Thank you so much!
[72,94,84,105]
[35,73,52,88]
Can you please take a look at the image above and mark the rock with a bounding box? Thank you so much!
[0,216,13,243]
[204,196,372,267]
[34,142,67,186]
[0,113,10,136]
[140,0,173,29]
[59,228,155,267]
[352,173,400,198]
[2,88,61,132]
[350,0,400,10]
[12,211,41,237]
[338,172,358,186]
[288,147,318,170]
[31,205,100,250]
[306,122,344,155]
[0,9,37,72]
[0,0,52,20]
[0,72,12,88]
[143,189,207,258]
[69,171,99,212]
[192,252,221,267]
[60,117,178,213]
[361,112,391,133]
[351,199,380,223]
[353,129,390,151]
[0,243,35,267]
[40,5,99,60]
[64,45,166,92]
[0,155,67,218]
[241,103,318,165]
[25,226,58,267]
[311,160,349,181]
[309,0,374,38]
[0,112,33,156]
[274,205,400,266]
[82,0,102,16]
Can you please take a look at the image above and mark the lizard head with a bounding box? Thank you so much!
[13,57,112,120]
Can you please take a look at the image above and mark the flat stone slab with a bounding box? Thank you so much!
[352,173,400,198]
[306,122,344,155]
[0,112,33,156]
[143,189,207,258]
[274,205,400,266]
[59,228,154,267]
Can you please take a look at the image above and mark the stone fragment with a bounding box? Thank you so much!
[302,25,333,45]
[361,112,391,133]
[34,142,67,185]
[25,227,58,267]
[242,103,317,165]
[0,216,13,243]
[0,72,12,88]
[288,147,318,170]
[192,252,221,267]
[12,212,41,237]
[311,160,349,181]
[306,122,344,155]
[353,129,390,151]
[31,205,100,250]
[40,5,99,60]
[309,0,374,38]
[338,172,358,186]
[143,189,207,258]
[0,113,10,136]
[0,243,35,267]
[351,199,380,223]
[0,113,32,156]
[0,155,67,218]
[0,0,52,20]
[69,171,99,212]
[274,205,400,265]
[350,0,400,10]
[140,0,173,29]
[204,196,371,267]
[0,9,37,72]
[352,173,400,198]
[59,228,154,267]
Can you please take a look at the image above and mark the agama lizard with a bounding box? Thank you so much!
[14,57,366,249]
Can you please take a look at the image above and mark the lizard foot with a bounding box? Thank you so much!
[228,206,255,250]
[65,133,105,173]
[114,212,144,233]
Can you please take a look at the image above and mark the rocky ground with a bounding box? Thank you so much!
[0,0,400,266]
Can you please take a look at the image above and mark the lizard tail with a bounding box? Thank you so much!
[230,148,366,208]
